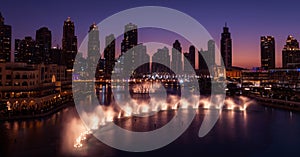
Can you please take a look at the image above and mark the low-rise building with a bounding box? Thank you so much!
[0,62,71,112]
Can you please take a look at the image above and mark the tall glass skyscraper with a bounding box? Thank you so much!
[220,23,232,69]
[36,27,52,64]
[121,23,137,55]
[104,34,115,77]
[87,23,100,73]
[62,17,77,69]
[261,36,275,69]
[171,40,182,74]
[282,35,300,68]
[0,12,11,63]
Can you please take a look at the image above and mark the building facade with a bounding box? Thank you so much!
[121,23,138,55]
[117,23,139,76]
[152,47,170,74]
[14,37,37,64]
[62,17,77,69]
[86,23,100,79]
[0,63,71,112]
[220,23,232,69]
[87,23,100,69]
[241,69,269,87]
[36,27,52,64]
[134,44,150,75]
[0,12,12,63]
[104,34,115,77]
[171,40,182,74]
[282,35,300,68]
[261,36,275,70]
[188,45,196,70]
[199,40,216,70]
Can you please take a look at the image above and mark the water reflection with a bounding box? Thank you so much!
[72,84,256,151]
[1,90,300,156]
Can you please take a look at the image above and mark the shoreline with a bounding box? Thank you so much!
[0,101,75,122]
[248,95,300,112]
[2,95,300,122]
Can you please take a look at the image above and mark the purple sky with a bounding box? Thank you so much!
[1,0,300,68]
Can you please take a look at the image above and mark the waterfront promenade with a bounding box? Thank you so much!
[248,94,300,112]
[0,101,74,121]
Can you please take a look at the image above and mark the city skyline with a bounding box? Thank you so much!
[4,14,300,71]
[2,3,300,156]
[2,0,300,68]
[4,11,300,72]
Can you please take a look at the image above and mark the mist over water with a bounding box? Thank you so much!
[2,98,300,157]
[65,91,255,153]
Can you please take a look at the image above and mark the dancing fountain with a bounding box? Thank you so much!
[72,95,254,149]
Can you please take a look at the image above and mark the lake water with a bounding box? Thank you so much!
[1,95,300,157]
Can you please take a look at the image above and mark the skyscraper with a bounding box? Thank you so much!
[198,49,208,70]
[184,52,190,73]
[183,45,196,74]
[207,40,216,66]
[0,12,12,63]
[152,47,170,73]
[14,39,21,62]
[36,27,52,64]
[282,35,300,68]
[198,40,216,70]
[260,36,275,70]
[14,37,36,64]
[171,40,182,74]
[50,47,64,65]
[62,17,77,69]
[119,23,138,75]
[104,34,115,77]
[121,23,138,54]
[87,23,100,75]
[134,44,150,75]
[220,23,232,69]
[188,45,196,69]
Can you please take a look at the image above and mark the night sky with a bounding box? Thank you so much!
[1,0,300,68]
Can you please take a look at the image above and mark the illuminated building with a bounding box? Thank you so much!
[261,36,275,69]
[220,23,232,69]
[207,40,216,67]
[62,17,77,69]
[171,40,182,74]
[36,27,52,64]
[184,52,190,73]
[282,35,300,68]
[241,68,269,88]
[104,34,115,77]
[0,62,70,109]
[14,37,36,64]
[199,40,216,70]
[117,23,138,76]
[50,47,64,65]
[87,23,100,71]
[226,68,242,79]
[121,23,137,55]
[269,68,300,89]
[0,12,11,63]
[152,47,170,73]
[134,44,150,75]
[188,45,196,69]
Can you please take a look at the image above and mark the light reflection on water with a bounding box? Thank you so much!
[1,92,300,157]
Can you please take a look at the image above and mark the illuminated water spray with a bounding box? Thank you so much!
[72,95,254,149]
[72,6,230,152]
